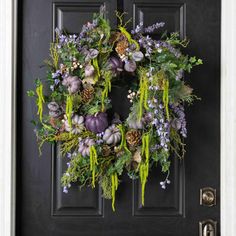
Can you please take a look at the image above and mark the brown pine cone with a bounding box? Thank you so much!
[125,129,141,147]
[133,148,142,163]
[81,87,94,103]
[114,146,125,157]
[102,145,112,157]
[109,32,122,44]
[115,39,129,56]
[49,117,57,128]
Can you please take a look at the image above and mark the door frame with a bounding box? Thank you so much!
[0,0,234,235]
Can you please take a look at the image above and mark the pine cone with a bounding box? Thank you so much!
[115,39,129,56]
[81,87,94,103]
[125,129,141,147]
[102,145,112,157]
[109,32,122,44]
[49,117,57,128]
[133,148,142,163]
[114,146,125,157]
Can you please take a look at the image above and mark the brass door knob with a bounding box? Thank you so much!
[200,187,216,207]
[202,191,215,205]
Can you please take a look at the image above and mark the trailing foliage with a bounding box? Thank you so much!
[35,81,45,122]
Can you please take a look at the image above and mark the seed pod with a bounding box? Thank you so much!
[89,49,99,59]
[124,60,137,72]
[85,64,95,77]
[62,75,81,94]
[48,102,62,118]
[132,51,144,62]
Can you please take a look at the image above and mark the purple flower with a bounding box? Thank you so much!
[157,41,182,58]
[50,85,54,91]
[52,70,61,79]
[63,186,68,194]
[131,22,143,34]
[171,104,187,137]
[54,78,60,85]
[144,22,165,33]
[175,69,184,80]
[67,153,72,159]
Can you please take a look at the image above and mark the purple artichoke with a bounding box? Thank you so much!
[107,56,123,74]
[78,138,95,157]
[85,112,108,134]
[62,75,81,94]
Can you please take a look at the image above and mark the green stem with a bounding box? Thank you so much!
[90,146,98,188]
[36,83,45,122]
[138,72,149,120]
[140,132,150,206]
[111,172,118,211]
[163,79,170,120]
[92,58,100,82]
[65,94,73,129]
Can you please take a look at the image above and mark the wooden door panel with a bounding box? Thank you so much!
[53,1,117,34]
[51,0,185,220]
[133,157,184,217]
[51,0,114,218]
[126,1,186,39]
[52,145,103,217]
[125,0,186,218]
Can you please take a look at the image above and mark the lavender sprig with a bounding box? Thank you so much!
[144,22,165,33]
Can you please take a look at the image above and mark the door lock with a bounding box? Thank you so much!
[199,219,217,236]
[200,187,216,207]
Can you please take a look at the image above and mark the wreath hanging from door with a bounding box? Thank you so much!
[28,11,202,211]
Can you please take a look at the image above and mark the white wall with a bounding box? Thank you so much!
[0,0,15,235]
[221,0,236,235]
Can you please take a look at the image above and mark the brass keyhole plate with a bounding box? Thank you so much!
[200,187,216,207]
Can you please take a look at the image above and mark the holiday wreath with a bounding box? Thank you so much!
[28,12,202,211]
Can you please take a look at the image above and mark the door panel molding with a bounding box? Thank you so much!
[51,145,104,217]
[129,1,186,39]
[126,0,186,218]
[0,0,234,235]
[52,1,116,36]
[132,157,184,217]
[50,0,117,218]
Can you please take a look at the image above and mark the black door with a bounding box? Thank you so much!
[16,0,220,235]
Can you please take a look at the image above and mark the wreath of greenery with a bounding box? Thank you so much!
[28,11,202,211]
